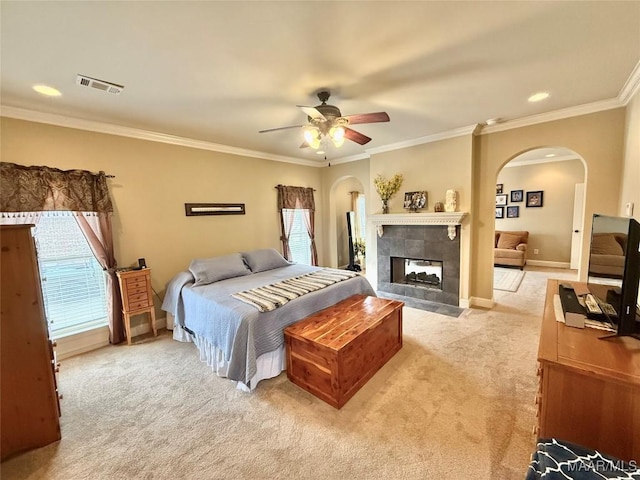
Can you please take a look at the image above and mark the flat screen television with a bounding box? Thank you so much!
[587,214,640,340]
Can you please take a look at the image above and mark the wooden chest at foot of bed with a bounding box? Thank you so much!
[284,294,403,409]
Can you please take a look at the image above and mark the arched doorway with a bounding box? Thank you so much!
[328,176,365,269]
[494,146,587,285]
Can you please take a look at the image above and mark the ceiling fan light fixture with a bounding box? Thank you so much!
[329,126,345,147]
[303,127,321,149]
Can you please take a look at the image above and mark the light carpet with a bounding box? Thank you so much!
[1,268,576,480]
[493,267,526,292]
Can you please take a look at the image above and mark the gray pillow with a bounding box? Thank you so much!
[242,248,291,273]
[189,253,251,286]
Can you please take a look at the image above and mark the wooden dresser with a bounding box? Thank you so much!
[116,268,156,345]
[1,225,61,460]
[536,279,640,462]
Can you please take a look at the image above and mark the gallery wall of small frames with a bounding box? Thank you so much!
[495,184,544,219]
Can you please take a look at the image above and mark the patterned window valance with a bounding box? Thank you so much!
[276,185,315,211]
[0,162,113,213]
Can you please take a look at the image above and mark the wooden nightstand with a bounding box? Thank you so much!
[116,268,157,345]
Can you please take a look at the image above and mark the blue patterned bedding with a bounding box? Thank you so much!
[527,439,640,480]
[162,263,376,386]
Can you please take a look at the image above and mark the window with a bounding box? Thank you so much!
[34,213,108,338]
[285,208,312,265]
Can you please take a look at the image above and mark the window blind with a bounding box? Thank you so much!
[34,213,108,336]
[285,209,311,265]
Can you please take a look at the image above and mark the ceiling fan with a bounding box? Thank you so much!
[259,91,390,149]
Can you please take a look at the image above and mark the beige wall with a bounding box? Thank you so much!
[1,118,323,311]
[2,101,633,310]
[621,89,640,220]
[496,159,585,263]
[473,108,626,301]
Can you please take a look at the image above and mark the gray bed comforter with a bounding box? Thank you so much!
[162,264,376,386]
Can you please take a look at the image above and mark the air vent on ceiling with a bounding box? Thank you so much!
[76,75,124,95]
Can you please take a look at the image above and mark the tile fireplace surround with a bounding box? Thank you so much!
[369,213,467,306]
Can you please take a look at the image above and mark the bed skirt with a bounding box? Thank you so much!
[167,313,286,391]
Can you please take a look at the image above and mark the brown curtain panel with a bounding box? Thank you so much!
[276,185,315,210]
[0,162,123,343]
[75,212,125,344]
[0,162,113,213]
[276,185,318,265]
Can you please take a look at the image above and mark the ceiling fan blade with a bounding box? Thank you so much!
[344,112,390,125]
[344,127,372,145]
[300,142,309,149]
[297,105,327,121]
[258,125,305,133]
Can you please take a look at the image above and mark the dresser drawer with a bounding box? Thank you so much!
[128,300,150,311]
[128,291,149,303]
[125,278,147,289]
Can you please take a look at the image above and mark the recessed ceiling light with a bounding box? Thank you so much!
[316,150,325,155]
[545,153,556,158]
[528,92,549,103]
[33,84,62,97]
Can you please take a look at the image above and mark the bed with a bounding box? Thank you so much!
[161,249,376,391]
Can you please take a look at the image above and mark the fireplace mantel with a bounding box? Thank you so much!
[369,212,467,239]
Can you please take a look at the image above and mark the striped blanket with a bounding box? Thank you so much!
[231,268,358,312]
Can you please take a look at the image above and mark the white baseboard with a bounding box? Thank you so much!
[459,298,470,308]
[55,316,166,360]
[55,326,110,360]
[468,296,495,309]
[526,260,571,269]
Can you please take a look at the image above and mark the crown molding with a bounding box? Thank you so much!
[0,105,324,168]
[479,97,624,135]
[619,60,640,105]
[365,124,479,155]
[325,152,371,166]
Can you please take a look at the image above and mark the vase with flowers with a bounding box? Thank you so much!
[374,173,403,214]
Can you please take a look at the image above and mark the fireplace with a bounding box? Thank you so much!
[391,257,442,290]
[376,224,460,306]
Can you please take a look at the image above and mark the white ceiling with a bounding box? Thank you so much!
[2,1,639,164]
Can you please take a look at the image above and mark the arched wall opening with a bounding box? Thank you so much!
[493,146,587,288]
[327,175,365,268]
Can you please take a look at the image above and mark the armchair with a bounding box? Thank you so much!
[494,230,529,269]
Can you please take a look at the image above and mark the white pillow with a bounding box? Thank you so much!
[242,249,291,273]
[189,253,251,286]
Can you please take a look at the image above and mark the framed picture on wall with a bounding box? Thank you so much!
[526,191,544,207]
[495,207,504,219]
[496,184,503,194]
[507,206,519,218]
[510,190,523,203]
[496,194,508,206]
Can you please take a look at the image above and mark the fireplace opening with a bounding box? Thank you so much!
[391,257,443,290]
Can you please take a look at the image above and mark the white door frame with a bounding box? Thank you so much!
[570,182,585,270]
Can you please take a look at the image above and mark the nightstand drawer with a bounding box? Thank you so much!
[129,300,150,310]
[125,278,147,289]
[128,292,149,303]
